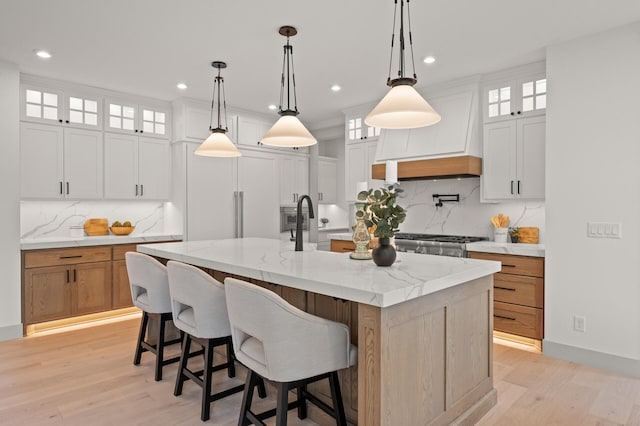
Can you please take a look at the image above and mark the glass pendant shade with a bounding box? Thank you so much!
[195,129,241,157]
[261,114,317,147]
[365,83,441,129]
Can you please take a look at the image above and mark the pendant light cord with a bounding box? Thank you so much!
[279,35,298,114]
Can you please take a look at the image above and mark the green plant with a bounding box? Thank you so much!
[358,185,406,239]
[508,227,520,237]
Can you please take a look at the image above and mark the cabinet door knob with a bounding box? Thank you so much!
[517,111,522,115]
[135,129,139,133]
[510,112,515,116]
[59,119,63,123]
[65,120,69,124]
[140,130,144,133]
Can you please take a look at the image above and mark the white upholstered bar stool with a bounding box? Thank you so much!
[166,261,265,422]
[224,277,357,426]
[125,252,182,381]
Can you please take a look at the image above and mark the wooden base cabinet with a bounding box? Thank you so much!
[112,244,137,309]
[23,247,112,324]
[469,251,544,340]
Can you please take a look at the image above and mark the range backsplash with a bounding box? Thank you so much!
[20,200,166,239]
[395,178,545,241]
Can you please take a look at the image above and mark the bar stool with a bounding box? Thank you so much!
[125,252,182,381]
[166,261,265,422]
[224,277,357,426]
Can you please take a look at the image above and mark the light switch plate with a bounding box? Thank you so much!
[587,222,622,238]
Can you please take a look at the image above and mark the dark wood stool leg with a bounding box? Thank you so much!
[226,338,236,378]
[174,333,191,397]
[297,384,308,419]
[257,376,267,399]
[201,339,214,422]
[239,370,259,426]
[275,382,289,426]
[133,311,149,365]
[154,314,166,381]
[329,371,347,426]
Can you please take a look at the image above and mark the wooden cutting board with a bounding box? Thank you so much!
[518,227,539,244]
[83,218,109,236]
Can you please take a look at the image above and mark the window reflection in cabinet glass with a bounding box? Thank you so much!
[25,89,59,120]
[348,118,362,140]
[522,78,547,113]
[488,87,512,118]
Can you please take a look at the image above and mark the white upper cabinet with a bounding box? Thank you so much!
[318,157,337,204]
[104,133,169,200]
[345,140,384,202]
[21,84,103,130]
[345,113,381,144]
[173,99,238,144]
[237,115,307,153]
[21,122,103,199]
[279,154,309,205]
[484,72,547,123]
[105,97,170,139]
[482,115,545,201]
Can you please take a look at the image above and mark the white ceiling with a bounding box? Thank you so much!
[2,0,640,127]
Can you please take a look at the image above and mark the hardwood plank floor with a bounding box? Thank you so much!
[1,316,639,425]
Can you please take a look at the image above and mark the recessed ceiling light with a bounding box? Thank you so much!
[176,82,188,90]
[331,85,341,92]
[34,49,52,59]
[268,104,277,110]
[423,56,436,64]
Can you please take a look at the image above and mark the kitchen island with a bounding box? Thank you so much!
[138,238,501,425]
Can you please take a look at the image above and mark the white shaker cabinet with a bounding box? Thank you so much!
[482,115,545,201]
[21,84,103,130]
[345,140,383,202]
[279,155,309,205]
[237,116,273,148]
[483,71,546,124]
[318,156,337,204]
[238,152,280,238]
[20,123,103,199]
[104,133,169,200]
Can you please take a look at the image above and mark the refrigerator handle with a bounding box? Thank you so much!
[238,191,244,238]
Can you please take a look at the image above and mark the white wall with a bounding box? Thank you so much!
[545,22,640,373]
[0,60,22,340]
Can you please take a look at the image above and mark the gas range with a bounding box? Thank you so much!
[394,233,488,257]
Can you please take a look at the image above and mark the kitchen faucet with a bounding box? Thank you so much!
[295,194,315,251]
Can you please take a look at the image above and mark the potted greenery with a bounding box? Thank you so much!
[509,227,520,243]
[358,185,407,266]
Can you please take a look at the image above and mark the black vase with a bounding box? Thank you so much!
[372,237,396,267]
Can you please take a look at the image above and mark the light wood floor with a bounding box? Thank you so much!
[1,317,640,425]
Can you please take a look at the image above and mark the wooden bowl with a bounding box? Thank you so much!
[110,226,135,236]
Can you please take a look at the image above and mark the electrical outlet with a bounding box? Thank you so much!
[587,222,622,238]
[573,315,586,333]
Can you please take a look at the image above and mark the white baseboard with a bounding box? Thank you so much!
[0,323,22,342]
[544,339,640,378]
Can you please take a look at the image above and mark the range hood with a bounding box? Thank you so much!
[373,81,482,180]
[372,155,482,180]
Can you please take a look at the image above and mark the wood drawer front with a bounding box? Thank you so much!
[494,273,544,308]
[113,244,138,260]
[331,240,355,253]
[469,252,543,277]
[24,247,112,268]
[494,301,543,339]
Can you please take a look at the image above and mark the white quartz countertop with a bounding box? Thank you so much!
[21,233,183,250]
[137,238,500,308]
[466,241,545,257]
[327,232,352,241]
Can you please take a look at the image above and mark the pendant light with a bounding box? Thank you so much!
[195,61,241,157]
[261,26,317,148]
[365,0,441,129]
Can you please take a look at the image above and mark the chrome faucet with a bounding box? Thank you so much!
[295,194,315,251]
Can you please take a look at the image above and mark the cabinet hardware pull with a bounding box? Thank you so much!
[517,180,521,195]
[502,264,516,268]
[135,129,138,133]
[332,296,349,303]
[510,181,514,194]
[517,111,522,115]
[65,120,69,124]
[66,182,69,195]
[59,119,63,123]
[135,184,138,196]
[60,255,82,259]
[59,181,63,194]
[66,270,69,283]
[494,314,516,321]
[73,269,76,282]
[140,184,144,196]
[140,130,143,133]
[495,286,516,291]
[510,112,515,116]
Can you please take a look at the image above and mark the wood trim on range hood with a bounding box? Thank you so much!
[371,156,482,181]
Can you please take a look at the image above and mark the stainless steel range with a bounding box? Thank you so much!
[394,233,488,258]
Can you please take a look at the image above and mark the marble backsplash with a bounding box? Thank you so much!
[20,200,166,239]
[393,178,545,241]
